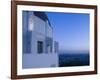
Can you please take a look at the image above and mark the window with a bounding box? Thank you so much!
[37,41,43,53]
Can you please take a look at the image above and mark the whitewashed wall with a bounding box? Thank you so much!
[23,53,58,68]
[31,13,53,54]
[34,14,46,35]
[31,14,46,54]
[46,21,53,38]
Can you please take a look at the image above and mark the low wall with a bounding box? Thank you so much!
[22,53,59,68]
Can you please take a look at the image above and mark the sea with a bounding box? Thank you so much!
[59,52,90,67]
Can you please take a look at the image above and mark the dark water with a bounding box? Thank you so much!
[59,52,90,67]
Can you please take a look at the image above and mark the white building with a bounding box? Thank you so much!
[22,11,59,68]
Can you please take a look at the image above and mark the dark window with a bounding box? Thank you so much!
[37,41,43,53]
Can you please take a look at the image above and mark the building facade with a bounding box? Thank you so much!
[22,11,59,68]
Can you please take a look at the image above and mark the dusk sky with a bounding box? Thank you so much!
[46,12,90,52]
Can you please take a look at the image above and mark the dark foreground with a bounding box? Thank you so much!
[59,53,89,67]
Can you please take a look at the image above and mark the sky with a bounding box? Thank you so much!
[46,12,90,52]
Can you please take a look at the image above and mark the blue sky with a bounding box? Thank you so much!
[46,12,90,52]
